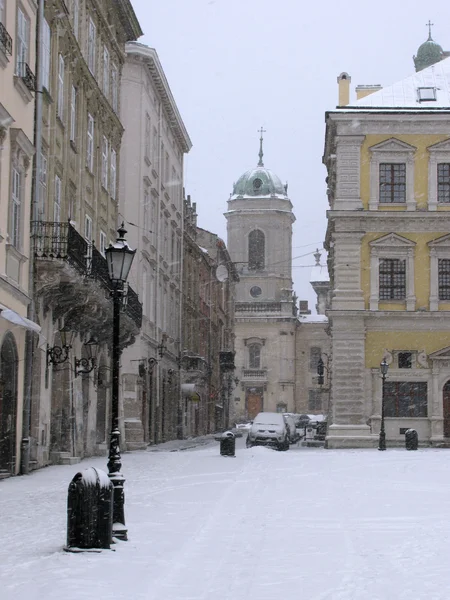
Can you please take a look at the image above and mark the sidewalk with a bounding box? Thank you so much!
[145,433,218,452]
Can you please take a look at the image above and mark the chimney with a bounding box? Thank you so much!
[355,84,382,100]
[337,72,351,106]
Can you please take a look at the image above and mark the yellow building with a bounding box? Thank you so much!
[324,54,450,447]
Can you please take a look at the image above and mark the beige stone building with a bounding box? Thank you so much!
[28,0,142,470]
[119,42,192,447]
[0,0,38,476]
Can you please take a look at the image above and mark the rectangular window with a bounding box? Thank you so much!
[379,163,406,203]
[86,113,94,172]
[142,268,148,317]
[99,230,107,257]
[152,126,158,169]
[145,114,151,161]
[384,382,427,417]
[110,148,117,199]
[57,54,65,120]
[249,344,261,369]
[10,168,21,248]
[0,0,5,24]
[72,0,79,40]
[111,64,118,112]
[309,346,322,371]
[308,389,322,411]
[16,7,29,76]
[39,154,47,218]
[160,142,165,181]
[102,45,109,97]
[437,164,450,204]
[398,352,412,369]
[379,258,406,300]
[87,17,96,75]
[101,136,108,189]
[84,214,92,242]
[54,175,61,223]
[42,19,51,91]
[70,86,77,142]
[438,258,450,300]
[143,189,150,234]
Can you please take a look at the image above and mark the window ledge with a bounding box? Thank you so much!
[13,75,34,103]
[6,242,29,264]
[70,140,78,153]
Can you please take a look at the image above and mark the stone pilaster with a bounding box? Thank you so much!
[331,232,365,310]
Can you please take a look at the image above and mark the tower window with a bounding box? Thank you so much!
[398,352,412,369]
[253,178,262,191]
[250,286,262,298]
[248,344,261,369]
[248,229,265,270]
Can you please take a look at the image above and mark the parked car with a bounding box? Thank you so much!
[283,414,300,444]
[246,412,290,451]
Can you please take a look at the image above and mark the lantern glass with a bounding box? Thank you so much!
[380,359,389,376]
[60,326,74,349]
[84,336,99,361]
[105,226,136,284]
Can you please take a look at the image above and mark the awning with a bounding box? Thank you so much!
[0,304,41,333]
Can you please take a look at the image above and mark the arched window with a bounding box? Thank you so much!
[248,229,265,270]
[249,344,261,369]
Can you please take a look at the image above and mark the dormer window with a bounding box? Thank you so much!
[253,178,262,191]
[417,87,436,102]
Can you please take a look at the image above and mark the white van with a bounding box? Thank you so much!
[246,412,290,451]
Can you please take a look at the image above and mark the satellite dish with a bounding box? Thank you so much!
[216,264,229,282]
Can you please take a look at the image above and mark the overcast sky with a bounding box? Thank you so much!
[130,0,450,313]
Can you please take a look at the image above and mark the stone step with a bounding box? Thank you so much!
[126,441,148,451]
[60,456,81,466]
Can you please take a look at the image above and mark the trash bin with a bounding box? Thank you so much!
[405,428,418,451]
[66,467,113,550]
[220,431,236,457]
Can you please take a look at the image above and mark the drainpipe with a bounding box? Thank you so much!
[21,0,44,474]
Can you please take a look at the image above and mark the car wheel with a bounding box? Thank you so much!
[283,438,290,451]
[246,436,253,448]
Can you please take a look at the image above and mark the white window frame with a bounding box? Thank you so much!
[16,7,29,76]
[145,113,151,161]
[427,139,450,211]
[57,54,65,121]
[111,63,118,112]
[110,148,116,199]
[369,138,416,211]
[143,188,150,235]
[86,113,94,172]
[72,0,79,40]
[102,45,109,97]
[87,17,96,75]
[54,175,61,223]
[369,233,416,311]
[142,268,148,317]
[428,234,450,310]
[42,19,51,90]
[10,168,21,248]
[152,126,158,169]
[84,214,92,242]
[70,85,77,142]
[39,153,47,218]
[0,0,5,24]
[101,135,108,189]
[99,230,107,257]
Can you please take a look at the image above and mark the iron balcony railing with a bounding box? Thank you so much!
[17,62,36,91]
[0,22,12,56]
[33,221,142,328]
[242,369,267,379]
[235,302,282,313]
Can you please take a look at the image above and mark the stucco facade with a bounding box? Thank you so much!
[0,0,37,476]
[119,42,192,447]
[324,58,450,447]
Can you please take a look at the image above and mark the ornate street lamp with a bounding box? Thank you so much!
[47,325,74,367]
[74,336,99,377]
[379,359,389,451]
[105,223,136,541]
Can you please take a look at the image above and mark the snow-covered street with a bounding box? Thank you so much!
[1,437,450,600]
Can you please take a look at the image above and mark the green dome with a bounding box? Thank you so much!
[232,167,287,197]
[414,36,444,72]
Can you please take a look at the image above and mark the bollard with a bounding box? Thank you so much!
[66,467,113,551]
[220,431,236,457]
[405,428,418,451]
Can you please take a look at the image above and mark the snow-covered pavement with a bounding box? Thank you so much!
[1,437,450,600]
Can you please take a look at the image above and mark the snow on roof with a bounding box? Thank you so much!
[340,57,450,110]
[298,314,328,323]
[310,264,329,283]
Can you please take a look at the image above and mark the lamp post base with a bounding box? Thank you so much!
[378,430,386,451]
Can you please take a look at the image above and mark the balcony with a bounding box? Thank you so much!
[18,62,36,91]
[241,368,267,380]
[33,221,142,337]
[0,22,12,57]
[235,302,282,313]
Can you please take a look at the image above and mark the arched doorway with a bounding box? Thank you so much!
[0,333,19,474]
[443,381,450,438]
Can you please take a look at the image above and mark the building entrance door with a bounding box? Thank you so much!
[443,381,450,438]
[0,333,18,475]
[246,387,263,419]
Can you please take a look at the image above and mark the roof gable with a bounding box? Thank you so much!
[370,233,416,248]
[369,138,416,153]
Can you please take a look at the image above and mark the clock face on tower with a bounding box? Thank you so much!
[250,286,262,298]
